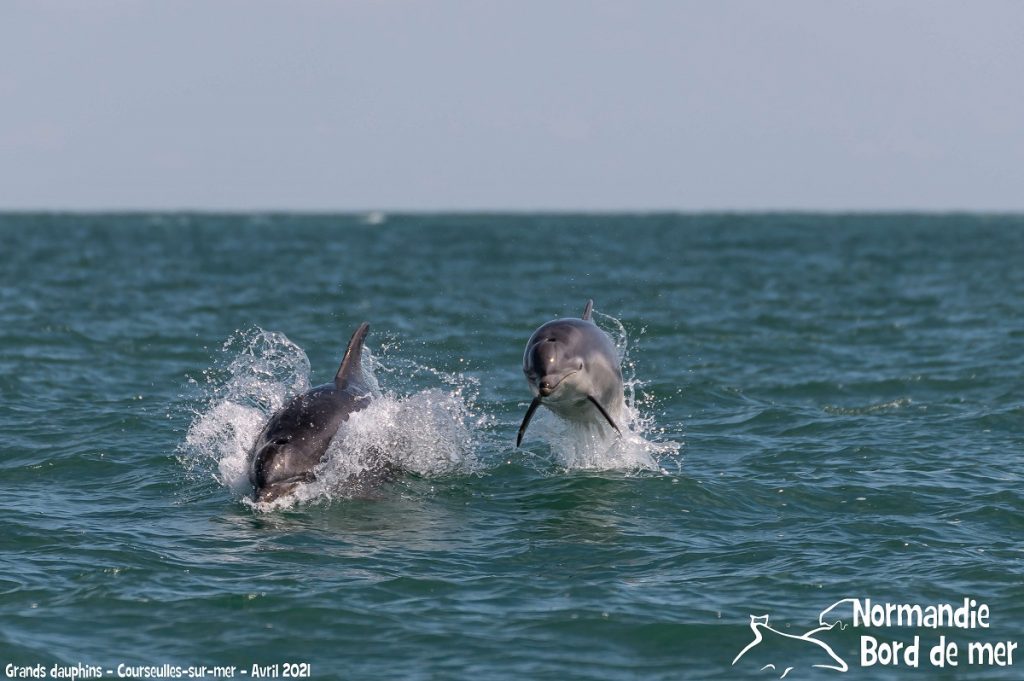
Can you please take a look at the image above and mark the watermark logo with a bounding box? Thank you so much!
[732,601,851,678]
[733,597,1018,677]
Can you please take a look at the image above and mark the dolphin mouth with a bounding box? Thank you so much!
[253,473,315,503]
[255,484,296,504]
[537,370,578,398]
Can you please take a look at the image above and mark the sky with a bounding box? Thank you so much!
[1,1,1022,212]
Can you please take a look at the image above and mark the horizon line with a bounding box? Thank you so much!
[2,208,1023,217]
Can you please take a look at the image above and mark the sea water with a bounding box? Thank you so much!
[1,213,1021,679]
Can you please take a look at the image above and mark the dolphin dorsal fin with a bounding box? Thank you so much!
[335,322,370,388]
[581,299,594,320]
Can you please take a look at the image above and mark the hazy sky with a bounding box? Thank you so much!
[1,1,1022,211]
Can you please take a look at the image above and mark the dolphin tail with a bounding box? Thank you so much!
[586,395,622,436]
[581,299,594,321]
[516,396,542,447]
[335,322,370,389]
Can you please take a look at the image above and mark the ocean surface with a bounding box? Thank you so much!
[1,213,1021,680]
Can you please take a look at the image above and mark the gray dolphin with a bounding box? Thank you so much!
[516,299,625,447]
[248,322,374,503]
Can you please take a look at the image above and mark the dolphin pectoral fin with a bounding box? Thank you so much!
[581,299,594,321]
[586,395,622,436]
[335,322,370,389]
[516,397,543,447]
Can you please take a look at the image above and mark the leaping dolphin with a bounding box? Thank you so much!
[248,322,374,503]
[516,299,625,447]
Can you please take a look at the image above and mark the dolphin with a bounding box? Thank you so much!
[516,299,625,447]
[248,322,375,503]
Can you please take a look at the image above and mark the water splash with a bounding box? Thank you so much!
[522,311,681,473]
[178,328,484,510]
[179,329,310,494]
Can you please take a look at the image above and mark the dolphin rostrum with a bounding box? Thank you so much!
[516,299,625,447]
[248,322,374,502]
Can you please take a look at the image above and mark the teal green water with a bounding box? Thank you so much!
[1,214,1022,680]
